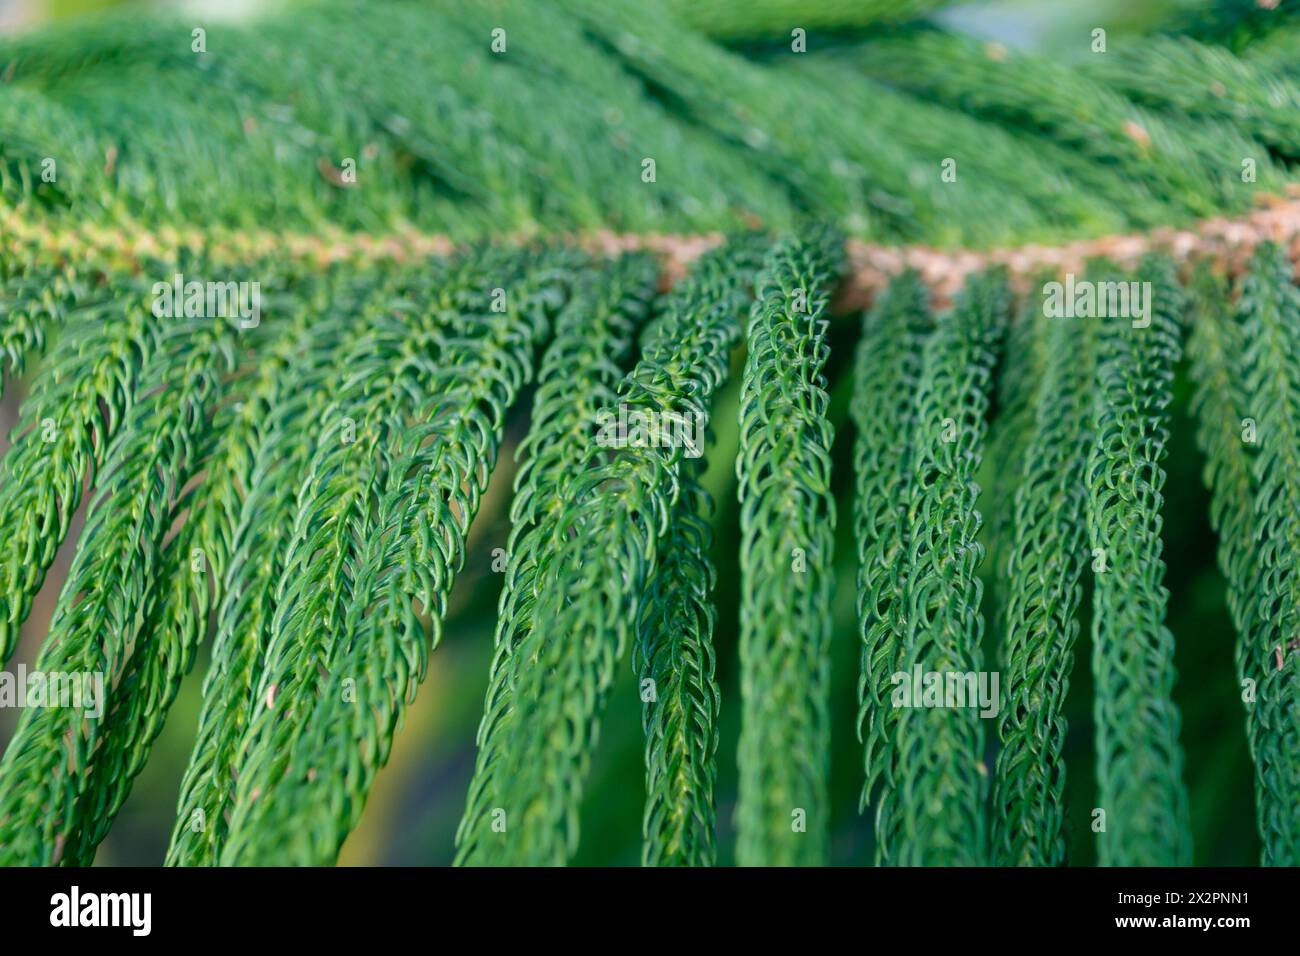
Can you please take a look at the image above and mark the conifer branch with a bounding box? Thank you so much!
[473,235,769,865]
[0,293,242,865]
[734,226,843,866]
[1184,263,1268,858]
[455,254,659,864]
[219,248,577,865]
[165,268,397,865]
[0,278,159,665]
[885,269,1007,866]
[992,284,1096,867]
[1086,256,1192,866]
[852,270,933,861]
[1234,241,1300,864]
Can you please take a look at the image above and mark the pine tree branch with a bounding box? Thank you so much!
[734,226,843,866]
[885,269,1007,866]
[992,282,1096,867]
[455,254,658,864]
[1086,256,1192,867]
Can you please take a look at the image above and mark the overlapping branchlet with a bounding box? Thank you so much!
[734,227,843,866]
[216,247,580,865]
[463,235,768,866]
[852,270,934,860]
[455,254,658,864]
[1233,242,1300,865]
[0,270,244,865]
[1086,256,1192,866]
[883,270,1007,866]
[992,277,1097,867]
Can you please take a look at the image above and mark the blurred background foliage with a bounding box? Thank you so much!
[3,0,1297,244]
[0,0,1283,864]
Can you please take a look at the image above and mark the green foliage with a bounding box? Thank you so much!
[8,0,1298,247]
[665,0,953,41]
[59,268,307,865]
[1168,0,1300,50]
[0,236,1292,868]
[215,247,574,865]
[461,236,766,865]
[1091,35,1300,160]
[1086,257,1192,867]
[851,270,933,860]
[1184,264,1266,858]
[637,473,722,866]
[884,270,1008,865]
[0,260,82,399]
[0,86,90,211]
[983,291,1052,632]
[734,227,842,865]
[1247,27,1300,78]
[0,283,240,865]
[455,254,658,864]
[844,30,1285,220]
[992,296,1096,867]
[2,0,1299,870]
[0,279,156,665]
[166,268,388,866]
[1234,242,1300,865]
[784,60,1140,237]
